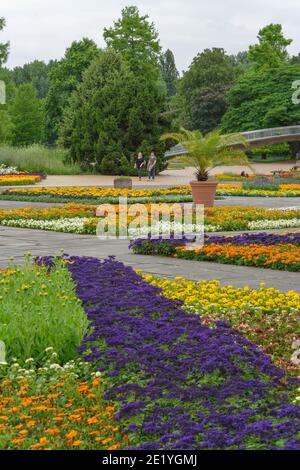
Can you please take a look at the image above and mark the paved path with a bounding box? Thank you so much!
[0,197,299,210]
[1,226,299,293]
[1,163,296,189]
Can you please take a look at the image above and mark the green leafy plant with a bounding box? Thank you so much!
[0,258,89,364]
[161,127,250,181]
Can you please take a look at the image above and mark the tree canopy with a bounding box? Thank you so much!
[103,5,161,78]
[12,60,58,99]
[221,64,300,132]
[248,24,292,70]
[173,48,239,133]
[44,38,99,143]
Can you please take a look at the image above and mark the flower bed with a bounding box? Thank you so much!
[217,183,300,197]
[0,185,193,204]
[0,175,43,186]
[1,183,300,203]
[176,243,300,272]
[143,274,300,374]
[1,205,300,235]
[0,352,128,450]
[59,256,300,450]
[130,232,300,272]
[1,256,300,450]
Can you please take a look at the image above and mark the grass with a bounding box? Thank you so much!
[0,145,81,175]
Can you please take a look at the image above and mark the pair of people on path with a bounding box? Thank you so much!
[135,152,157,181]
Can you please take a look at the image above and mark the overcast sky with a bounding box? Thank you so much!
[1,0,300,72]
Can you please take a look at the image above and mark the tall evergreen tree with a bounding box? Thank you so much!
[160,49,179,97]
[59,49,167,173]
[44,38,99,143]
[10,84,44,145]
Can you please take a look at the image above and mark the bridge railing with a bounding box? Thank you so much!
[241,125,300,141]
[164,126,300,158]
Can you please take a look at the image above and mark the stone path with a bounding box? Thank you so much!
[1,226,299,293]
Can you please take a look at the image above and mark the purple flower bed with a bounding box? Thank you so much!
[37,255,300,450]
[205,232,300,246]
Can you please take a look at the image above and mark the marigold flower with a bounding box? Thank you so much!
[65,430,78,440]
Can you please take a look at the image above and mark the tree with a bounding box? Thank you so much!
[221,64,300,133]
[12,60,58,99]
[229,51,250,71]
[103,6,161,78]
[160,49,179,97]
[0,17,9,67]
[0,109,14,143]
[248,24,292,70]
[44,38,99,143]
[59,49,167,174]
[174,48,239,133]
[10,84,44,146]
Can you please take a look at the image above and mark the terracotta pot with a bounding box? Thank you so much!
[190,180,218,207]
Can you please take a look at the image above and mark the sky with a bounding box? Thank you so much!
[1,0,300,73]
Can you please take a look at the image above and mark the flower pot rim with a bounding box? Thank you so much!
[190,180,218,185]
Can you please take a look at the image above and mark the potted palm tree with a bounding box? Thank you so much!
[161,128,250,207]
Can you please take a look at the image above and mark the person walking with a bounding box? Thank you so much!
[147,152,157,181]
[135,152,145,181]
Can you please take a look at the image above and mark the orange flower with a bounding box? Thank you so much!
[45,428,60,435]
[102,438,113,445]
[92,378,101,387]
[12,437,26,445]
[72,440,81,447]
[26,420,36,428]
[9,407,18,413]
[65,430,78,440]
[47,393,61,399]
[31,437,48,449]
[87,415,99,425]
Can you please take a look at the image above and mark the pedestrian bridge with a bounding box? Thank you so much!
[164,125,300,158]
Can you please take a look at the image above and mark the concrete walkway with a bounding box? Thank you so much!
[1,226,299,293]
[0,197,299,210]
[1,163,296,189]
